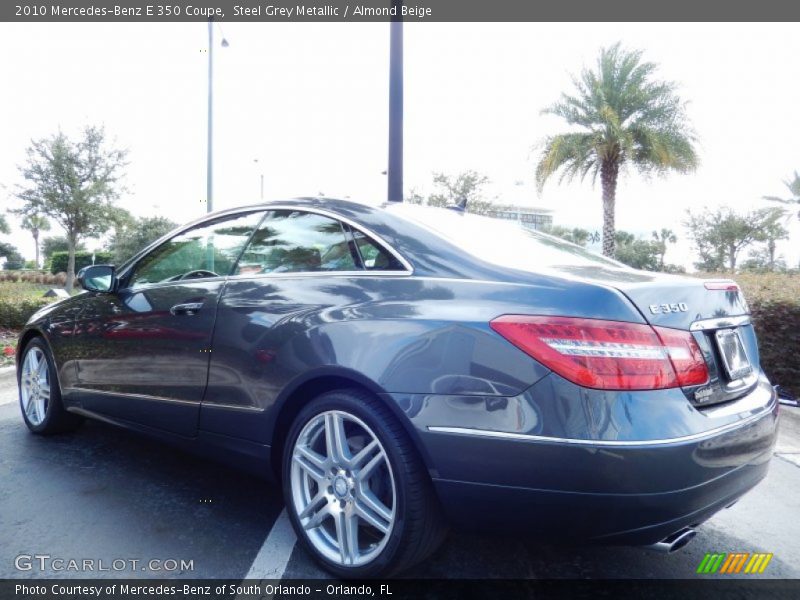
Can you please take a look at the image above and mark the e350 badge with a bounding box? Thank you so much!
[649,302,688,314]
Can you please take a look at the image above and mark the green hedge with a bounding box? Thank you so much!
[0,297,51,329]
[0,284,53,329]
[699,272,800,397]
[748,298,800,398]
[49,251,113,275]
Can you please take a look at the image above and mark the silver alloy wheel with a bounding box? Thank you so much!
[20,346,50,427]
[290,410,397,567]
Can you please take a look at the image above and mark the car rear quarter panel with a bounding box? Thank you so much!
[199,273,643,444]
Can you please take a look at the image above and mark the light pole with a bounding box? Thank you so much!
[387,1,403,203]
[207,20,229,213]
[254,158,264,201]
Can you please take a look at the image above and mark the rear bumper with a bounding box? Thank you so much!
[391,375,779,543]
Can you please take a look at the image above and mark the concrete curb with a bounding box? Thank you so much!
[0,365,16,385]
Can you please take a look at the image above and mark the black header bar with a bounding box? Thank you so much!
[3,0,800,22]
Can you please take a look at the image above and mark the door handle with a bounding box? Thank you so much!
[170,302,204,316]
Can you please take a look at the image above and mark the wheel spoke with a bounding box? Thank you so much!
[350,439,379,470]
[334,510,359,565]
[355,490,392,534]
[24,395,37,420]
[36,356,47,378]
[293,446,326,482]
[27,351,39,375]
[324,413,350,464]
[302,501,331,531]
[356,449,385,483]
[298,490,327,520]
[35,398,46,422]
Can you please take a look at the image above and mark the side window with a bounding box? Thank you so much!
[128,211,265,287]
[235,210,357,274]
[350,228,405,271]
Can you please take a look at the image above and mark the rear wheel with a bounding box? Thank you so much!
[282,389,446,578]
[19,338,83,434]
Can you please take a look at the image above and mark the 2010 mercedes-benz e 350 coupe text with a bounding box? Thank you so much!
[17,199,779,577]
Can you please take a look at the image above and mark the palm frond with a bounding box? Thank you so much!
[535,133,597,192]
[536,42,698,190]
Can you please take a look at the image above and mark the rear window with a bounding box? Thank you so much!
[387,204,623,270]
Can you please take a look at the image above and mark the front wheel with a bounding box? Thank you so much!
[18,338,83,434]
[282,389,446,578]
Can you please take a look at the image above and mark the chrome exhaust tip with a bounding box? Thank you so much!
[646,528,697,553]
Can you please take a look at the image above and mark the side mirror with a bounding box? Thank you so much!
[77,264,116,293]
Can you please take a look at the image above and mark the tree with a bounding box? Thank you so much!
[107,215,177,265]
[19,214,50,268]
[685,207,783,272]
[614,231,660,270]
[535,43,698,257]
[544,225,594,246]
[740,248,787,273]
[409,171,492,209]
[13,126,128,291]
[41,235,85,267]
[0,242,25,270]
[651,228,677,269]
[763,171,800,220]
[752,207,789,271]
[0,214,9,235]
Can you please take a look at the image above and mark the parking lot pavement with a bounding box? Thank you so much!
[1,373,799,581]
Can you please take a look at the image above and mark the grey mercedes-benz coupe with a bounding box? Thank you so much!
[16,198,778,577]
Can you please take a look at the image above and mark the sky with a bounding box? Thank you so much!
[1,21,798,269]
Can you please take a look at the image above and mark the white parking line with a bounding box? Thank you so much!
[241,508,297,581]
[0,371,17,406]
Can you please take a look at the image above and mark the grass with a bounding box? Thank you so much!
[0,281,53,301]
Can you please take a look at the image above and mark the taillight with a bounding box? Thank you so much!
[490,316,709,391]
[704,280,739,291]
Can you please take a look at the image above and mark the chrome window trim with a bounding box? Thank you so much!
[427,403,775,447]
[690,315,751,331]
[225,270,412,282]
[117,204,413,286]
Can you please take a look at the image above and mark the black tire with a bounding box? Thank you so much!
[282,388,447,578]
[18,338,83,435]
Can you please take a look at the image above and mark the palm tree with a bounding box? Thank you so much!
[652,228,677,269]
[763,171,800,220]
[20,214,50,268]
[536,43,699,257]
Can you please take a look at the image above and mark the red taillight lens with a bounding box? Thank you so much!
[652,326,709,387]
[490,316,709,391]
[704,280,739,291]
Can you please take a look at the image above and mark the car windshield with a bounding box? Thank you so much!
[386,204,624,270]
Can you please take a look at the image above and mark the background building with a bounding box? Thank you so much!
[485,206,553,231]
